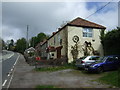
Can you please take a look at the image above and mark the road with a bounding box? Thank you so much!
[1,50,19,88]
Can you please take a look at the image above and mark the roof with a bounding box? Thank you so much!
[40,40,47,46]
[67,17,106,29]
[41,17,106,46]
[25,47,35,51]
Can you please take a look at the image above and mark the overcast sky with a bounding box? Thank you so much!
[2,1,118,42]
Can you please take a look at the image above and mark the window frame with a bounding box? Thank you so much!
[83,28,93,37]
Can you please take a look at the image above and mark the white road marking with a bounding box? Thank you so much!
[14,54,20,65]
[8,74,10,77]
[2,51,14,61]
[10,69,13,72]
[12,66,14,69]
[7,53,14,59]
[8,72,12,77]
[7,54,20,89]
[2,80,7,86]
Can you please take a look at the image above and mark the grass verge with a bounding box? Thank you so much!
[98,69,120,88]
[36,85,66,89]
[36,85,56,88]
[35,64,77,72]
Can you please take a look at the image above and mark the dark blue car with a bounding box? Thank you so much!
[85,55,120,73]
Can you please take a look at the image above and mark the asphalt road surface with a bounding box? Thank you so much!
[2,50,19,86]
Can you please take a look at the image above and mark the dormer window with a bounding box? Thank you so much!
[83,28,93,37]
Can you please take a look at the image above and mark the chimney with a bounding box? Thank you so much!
[52,32,56,35]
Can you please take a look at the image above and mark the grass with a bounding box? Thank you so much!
[98,69,120,88]
[36,85,66,89]
[36,85,56,88]
[35,64,77,72]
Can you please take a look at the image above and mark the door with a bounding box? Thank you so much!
[104,57,115,70]
[57,48,61,58]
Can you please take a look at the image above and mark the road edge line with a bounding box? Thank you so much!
[7,54,20,89]
[2,80,7,86]
[7,52,14,59]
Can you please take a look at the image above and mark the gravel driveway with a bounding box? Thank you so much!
[10,55,111,88]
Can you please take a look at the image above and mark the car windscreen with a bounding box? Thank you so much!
[89,56,100,60]
[95,56,107,63]
[79,56,87,60]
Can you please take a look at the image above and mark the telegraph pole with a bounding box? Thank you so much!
[26,25,29,49]
[33,37,34,48]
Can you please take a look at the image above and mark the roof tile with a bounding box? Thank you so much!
[67,17,106,29]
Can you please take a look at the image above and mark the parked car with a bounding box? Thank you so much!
[84,55,120,73]
[75,56,100,69]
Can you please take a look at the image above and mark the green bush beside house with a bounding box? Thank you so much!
[101,27,120,55]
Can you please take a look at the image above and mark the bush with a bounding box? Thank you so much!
[102,28,120,55]
[35,65,76,72]
[36,57,68,66]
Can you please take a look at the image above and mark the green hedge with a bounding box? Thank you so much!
[102,28,120,55]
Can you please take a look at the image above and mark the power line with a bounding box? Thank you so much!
[85,0,113,19]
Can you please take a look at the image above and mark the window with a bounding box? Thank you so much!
[83,28,93,37]
[60,39,62,45]
[58,34,61,44]
[89,56,100,60]
[54,36,56,45]
[107,57,114,62]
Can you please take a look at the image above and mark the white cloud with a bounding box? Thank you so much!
[2,2,118,42]
[2,25,25,42]
[87,2,118,31]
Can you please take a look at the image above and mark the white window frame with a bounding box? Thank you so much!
[83,28,93,37]
[54,36,56,45]
[58,34,61,44]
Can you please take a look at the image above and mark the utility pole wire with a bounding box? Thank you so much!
[85,0,113,19]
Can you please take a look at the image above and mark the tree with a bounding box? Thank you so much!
[15,38,27,54]
[30,36,37,48]
[36,33,47,43]
[8,39,15,51]
[101,27,120,55]
[30,32,48,48]
[100,29,105,46]
[0,38,5,50]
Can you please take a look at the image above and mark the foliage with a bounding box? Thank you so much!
[15,38,27,54]
[100,29,105,45]
[101,27,120,55]
[98,69,120,87]
[35,65,76,72]
[0,38,6,49]
[8,39,15,51]
[30,32,48,48]
[29,52,35,57]
[82,41,95,56]
[71,43,78,60]
[30,36,38,48]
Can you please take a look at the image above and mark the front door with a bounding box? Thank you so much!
[57,48,61,58]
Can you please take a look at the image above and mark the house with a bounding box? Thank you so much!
[40,17,106,63]
[40,40,48,59]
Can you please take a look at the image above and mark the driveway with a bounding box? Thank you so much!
[9,54,111,88]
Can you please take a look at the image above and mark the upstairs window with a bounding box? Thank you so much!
[58,34,61,43]
[54,36,56,45]
[83,28,93,37]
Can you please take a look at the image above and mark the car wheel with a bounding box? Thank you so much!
[97,67,103,73]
